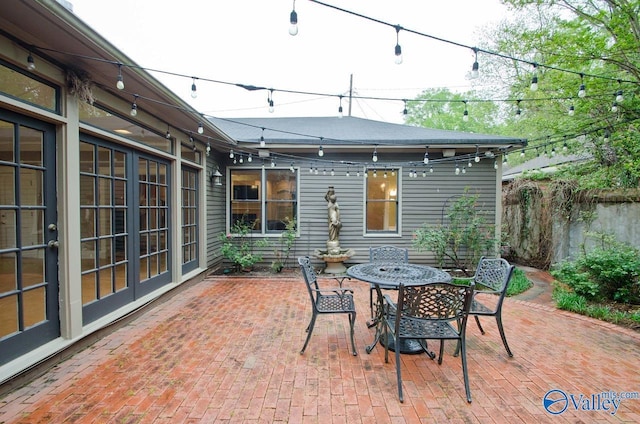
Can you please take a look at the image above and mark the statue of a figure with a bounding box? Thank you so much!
[325,186,342,242]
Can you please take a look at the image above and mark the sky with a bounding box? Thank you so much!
[70,0,512,124]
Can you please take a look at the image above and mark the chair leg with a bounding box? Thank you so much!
[300,314,317,354]
[459,338,472,403]
[369,286,374,319]
[394,337,404,403]
[349,312,358,356]
[496,314,513,357]
[437,340,445,365]
[474,315,485,334]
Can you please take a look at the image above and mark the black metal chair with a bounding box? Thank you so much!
[297,256,358,356]
[464,256,516,357]
[368,246,409,320]
[382,282,475,403]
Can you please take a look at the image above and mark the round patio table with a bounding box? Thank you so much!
[347,262,452,354]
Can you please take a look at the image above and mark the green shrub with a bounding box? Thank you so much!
[219,218,267,271]
[552,288,587,313]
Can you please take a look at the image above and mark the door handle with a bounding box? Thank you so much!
[48,240,60,249]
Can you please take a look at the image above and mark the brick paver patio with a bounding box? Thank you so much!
[1,271,639,423]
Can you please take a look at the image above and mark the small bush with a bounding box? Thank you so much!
[553,287,587,313]
[507,268,532,296]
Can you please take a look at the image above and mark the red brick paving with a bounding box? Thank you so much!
[1,273,640,423]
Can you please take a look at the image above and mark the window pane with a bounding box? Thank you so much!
[19,126,43,167]
[0,63,57,111]
[366,169,399,232]
[0,119,15,162]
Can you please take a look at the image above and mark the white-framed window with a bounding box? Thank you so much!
[365,168,399,234]
[229,168,297,234]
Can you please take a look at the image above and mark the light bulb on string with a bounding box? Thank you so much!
[611,100,618,113]
[604,129,610,143]
[373,169,377,178]
[394,25,403,64]
[290,163,295,173]
[247,153,253,163]
[271,159,276,168]
[429,166,433,173]
[403,100,408,116]
[462,101,469,122]
[289,0,298,36]
[268,89,275,113]
[191,78,198,98]
[494,160,498,170]
[318,145,324,157]
[470,47,479,79]
[423,146,429,164]
[197,122,204,134]
[578,74,586,98]
[260,128,266,148]
[616,86,624,103]
[338,96,344,118]
[239,155,244,164]
[346,168,350,177]
[462,166,466,174]
[205,142,211,156]
[372,148,378,162]
[520,149,525,158]
[474,145,480,163]
[130,95,138,117]
[27,52,36,70]
[165,127,171,139]
[515,100,522,119]
[229,149,234,159]
[422,169,427,177]
[530,63,538,91]
[383,170,387,179]
[568,104,575,116]
[330,167,335,176]
[116,63,124,90]
[455,163,460,175]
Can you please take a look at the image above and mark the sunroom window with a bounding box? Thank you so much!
[229,168,297,234]
[366,168,398,233]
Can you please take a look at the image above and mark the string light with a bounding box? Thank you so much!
[247,153,253,162]
[130,95,138,116]
[239,154,244,164]
[372,147,378,162]
[116,63,124,90]
[394,25,403,65]
[318,138,324,157]
[530,63,538,91]
[470,47,479,79]
[455,163,460,175]
[520,149,525,158]
[27,52,35,70]
[462,166,466,174]
[403,99,408,116]
[260,128,266,148]
[338,96,344,118]
[604,129,610,143]
[515,100,522,119]
[616,81,624,103]
[330,167,335,176]
[423,147,429,164]
[568,104,575,116]
[289,0,298,36]
[268,89,275,113]
[474,145,480,163]
[229,149,234,159]
[494,160,498,170]
[191,78,198,98]
[578,74,586,98]
[271,158,276,167]
[165,126,171,139]
[290,162,295,173]
[206,142,211,156]
[462,101,469,122]
[611,99,618,113]
[197,122,204,134]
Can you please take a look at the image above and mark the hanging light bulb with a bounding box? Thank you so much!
[130,95,138,116]
[462,101,469,122]
[271,159,276,168]
[314,167,318,175]
[373,169,377,178]
[422,169,427,177]
[205,142,211,156]
[197,122,204,134]
[27,52,36,70]
[357,169,361,177]
[403,100,408,116]
[470,47,479,79]
[462,166,466,174]
[611,100,618,113]
[372,148,378,162]
[239,155,244,164]
[247,153,253,163]
[318,145,324,157]
[191,78,198,98]
[289,0,298,36]
[394,25,403,65]
[268,89,275,113]
[616,86,624,103]
[520,149,525,158]
[229,149,234,159]
[116,64,125,90]
[423,146,429,164]
[455,163,460,175]
[290,163,295,173]
[383,170,388,178]
[346,168,350,177]
[429,166,434,173]
[604,129,610,143]
[494,160,498,170]
[474,145,480,163]
[330,167,335,176]
[530,63,538,91]
[568,104,575,116]
[338,96,344,118]
[260,128,266,148]
[578,74,586,98]
[562,141,568,152]
[515,100,522,119]
[165,127,171,139]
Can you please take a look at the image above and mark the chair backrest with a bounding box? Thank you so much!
[473,257,515,293]
[298,256,320,303]
[369,245,409,263]
[396,282,475,323]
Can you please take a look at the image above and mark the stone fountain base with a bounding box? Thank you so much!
[314,241,355,274]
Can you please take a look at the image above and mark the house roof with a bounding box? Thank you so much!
[0,0,234,148]
[209,116,527,150]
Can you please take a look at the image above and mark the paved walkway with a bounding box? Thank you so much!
[1,268,639,423]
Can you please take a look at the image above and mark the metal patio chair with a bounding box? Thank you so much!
[368,246,409,320]
[298,256,358,356]
[382,281,475,403]
[459,256,516,357]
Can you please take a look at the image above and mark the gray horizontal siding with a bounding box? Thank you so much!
[206,151,500,271]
